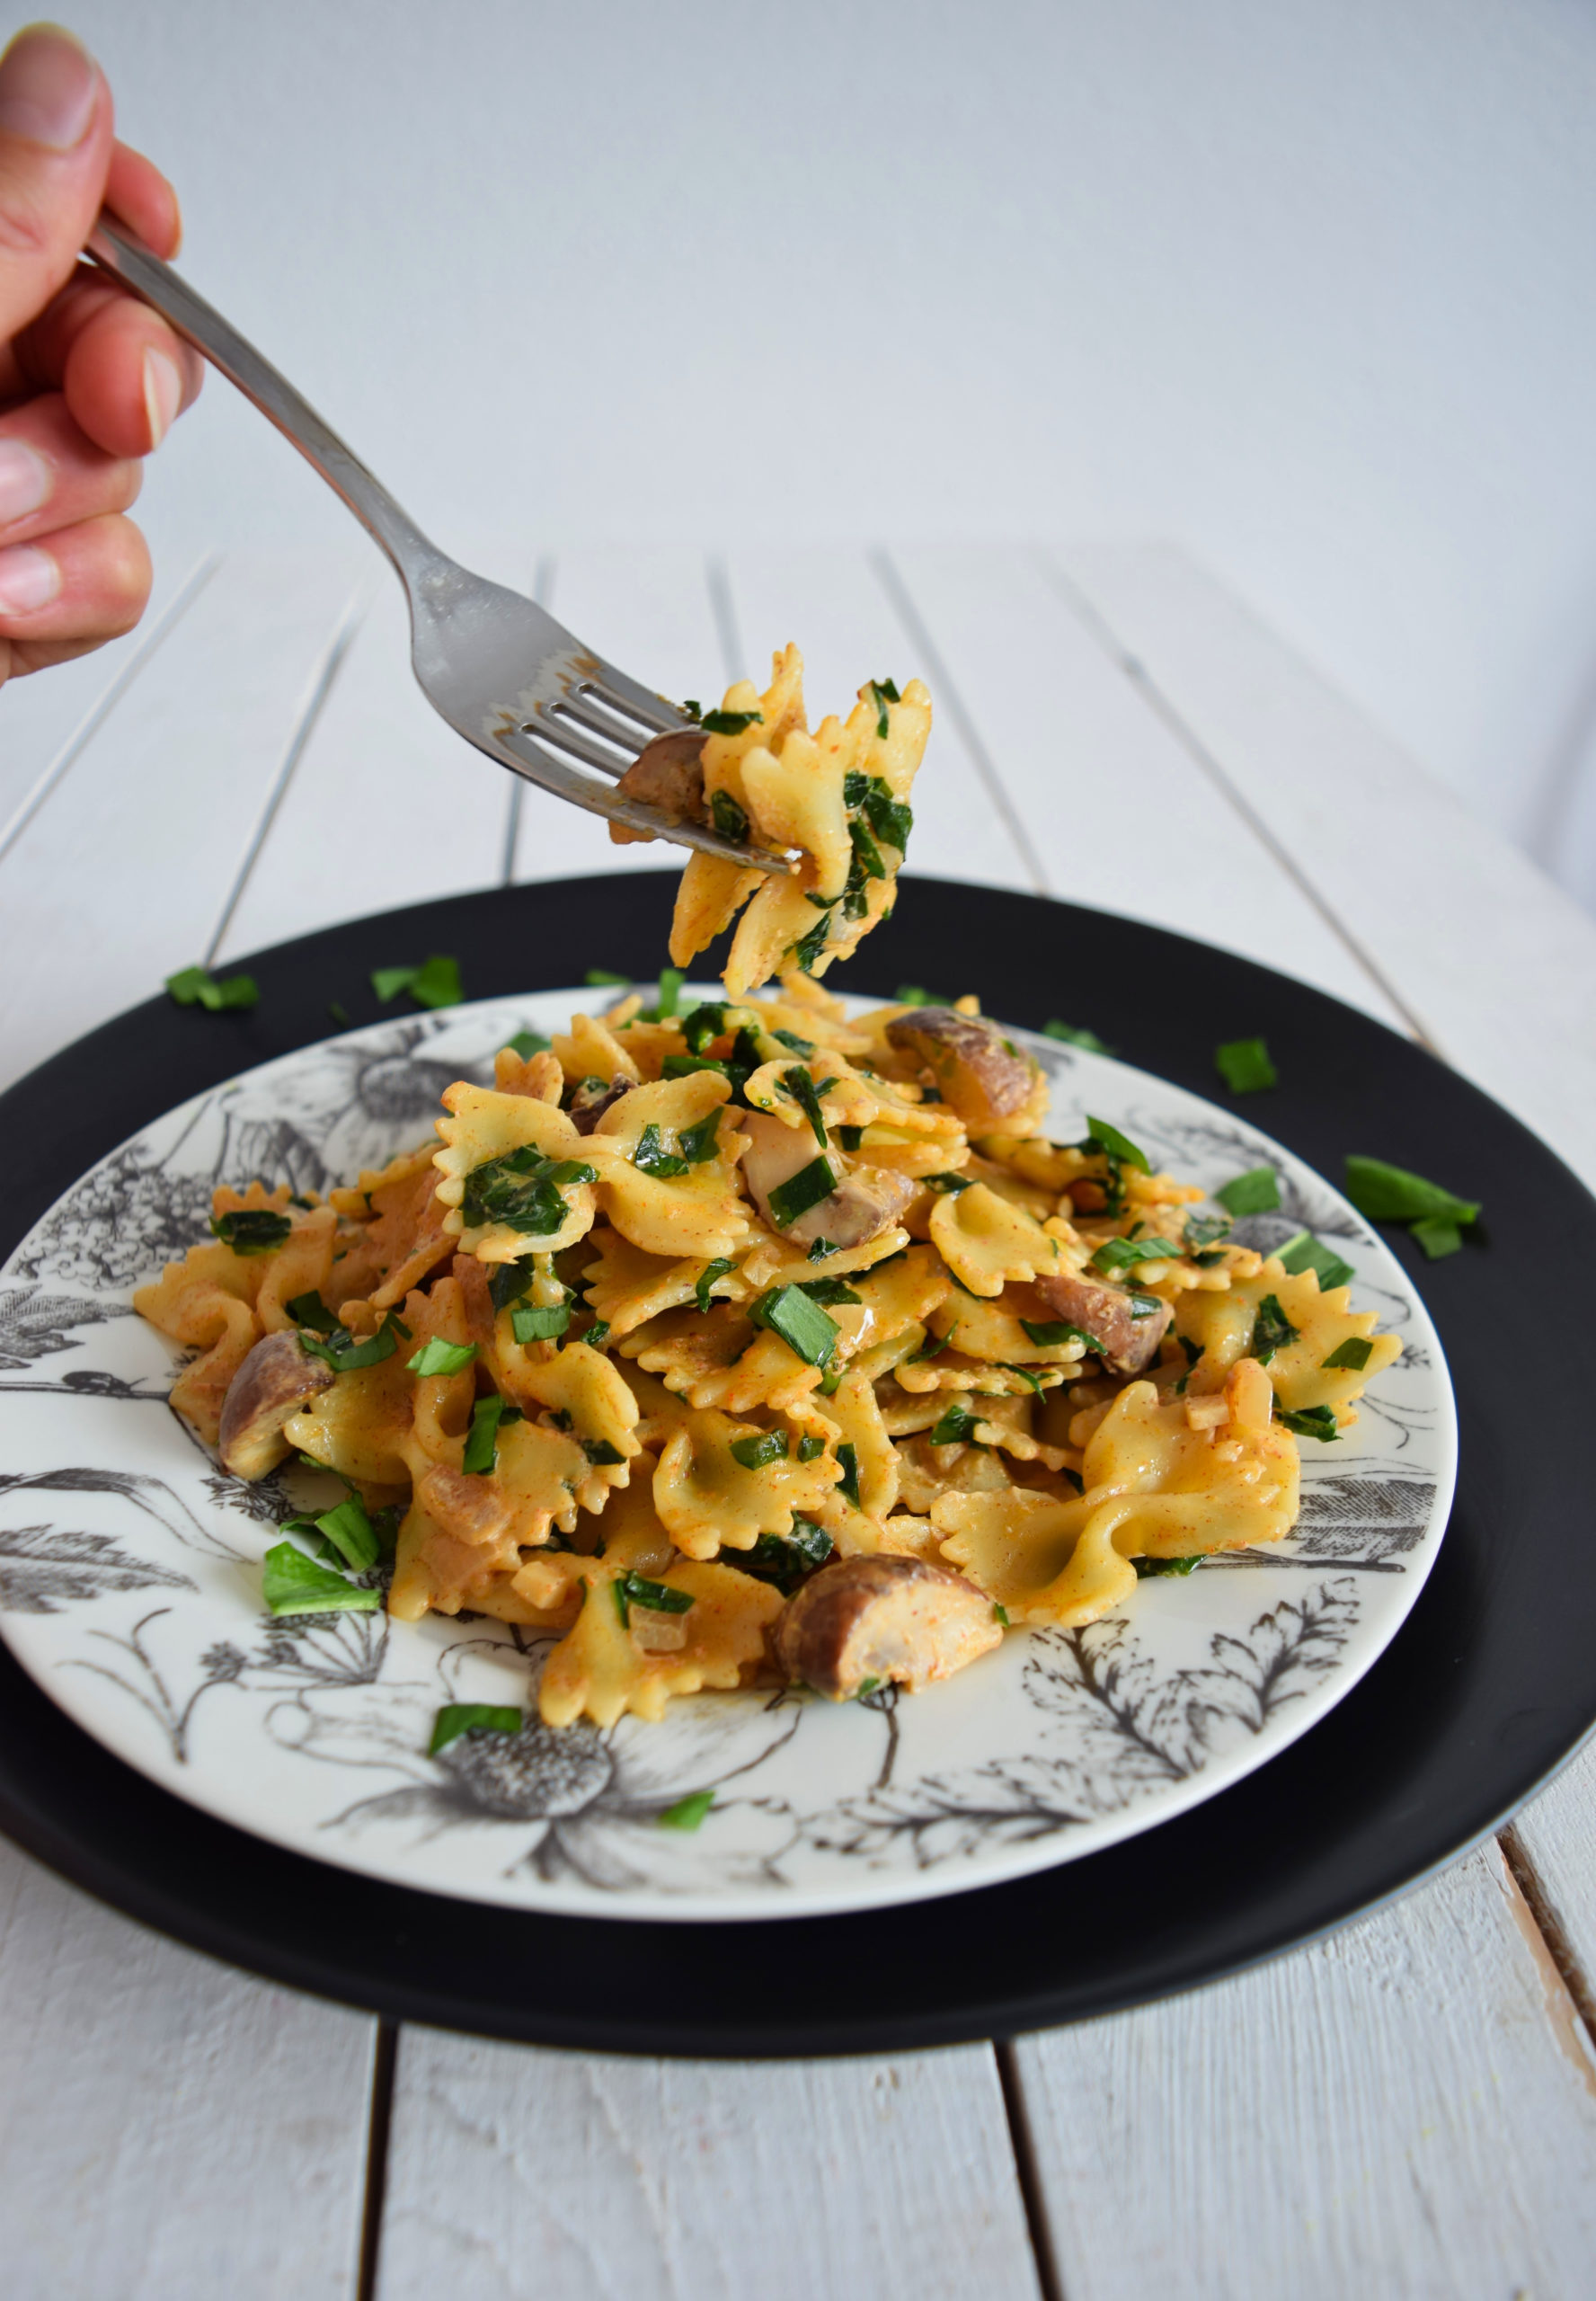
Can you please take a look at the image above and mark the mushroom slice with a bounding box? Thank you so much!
[1031,1269,1172,1375]
[774,1552,1002,1701]
[217,1332,336,1479]
[884,1007,1048,1133]
[568,1076,634,1135]
[610,727,709,845]
[740,1108,917,1251]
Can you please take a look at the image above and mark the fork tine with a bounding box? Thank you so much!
[491,722,789,868]
[523,706,636,780]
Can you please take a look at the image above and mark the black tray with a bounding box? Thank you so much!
[3,873,1592,2057]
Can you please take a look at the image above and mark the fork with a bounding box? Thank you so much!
[84,214,786,870]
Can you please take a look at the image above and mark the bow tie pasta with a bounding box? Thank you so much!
[136,648,1404,1742]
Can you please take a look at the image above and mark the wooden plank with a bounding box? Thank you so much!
[0,551,215,851]
[1014,1843,1596,2300]
[214,558,514,965]
[1053,540,1596,1177]
[0,1835,374,2298]
[727,545,1036,895]
[889,542,1402,1022]
[374,2033,1042,2301]
[511,545,727,889]
[0,547,363,1094]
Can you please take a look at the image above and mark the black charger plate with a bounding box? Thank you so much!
[2,873,1592,2057]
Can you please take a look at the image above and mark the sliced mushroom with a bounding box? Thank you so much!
[610,728,709,845]
[740,1108,916,1251]
[1030,1268,1172,1375]
[568,1076,634,1134]
[217,1332,335,1479]
[775,1552,1002,1700]
[884,1007,1047,1133]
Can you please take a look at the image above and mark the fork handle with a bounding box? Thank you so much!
[85,214,448,591]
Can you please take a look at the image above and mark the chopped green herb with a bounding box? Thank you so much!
[504,1028,552,1060]
[1249,1293,1298,1364]
[749,1284,840,1368]
[511,1302,571,1345]
[694,1257,736,1315]
[1135,1554,1201,1577]
[581,1437,625,1466]
[796,1276,861,1308]
[992,1602,1011,1627]
[1215,1037,1277,1093]
[677,1108,722,1166]
[1043,1019,1112,1053]
[782,1067,829,1148]
[209,1209,291,1256]
[767,1156,838,1230]
[929,1400,984,1446]
[1184,1213,1233,1253]
[1176,1334,1203,1367]
[836,1441,862,1504]
[430,1703,522,1755]
[327,1000,351,1027]
[791,907,834,973]
[490,1258,535,1313]
[1411,1215,1465,1259]
[297,1310,406,1374]
[1215,1166,1281,1216]
[1000,1363,1045,1392]
[796,1434,826,1462]
[867,677,900,738]
[407,1337,477,1378]
[1343,1155,1480,1230]
[583,1318,610,1352]
[849,770,913,853]
[661,1053,727,1084]
[1322,1337,1373,1371]
[372,955,461,1008]
[462,1147,597,1234]
[463,1394,508,1474]
[836,1124,865,1153]
[680,699,703,723]
[1020,1318,1104,1354]
[726,1520,836,1595]
[773,1026,816,1057]
[286,1290,339,1335]
[262,1541,380,1617]
[702,708,763,737]
[856,1677,882,1699]
[895,985,948,1008]
[925,1171,974,1195]
[166,964,260,1013]
[1090,1235,1183,1275]
[292,1495,382,1572]
[681,1000,729,1053]
[807,1239,840,1261]
[1127,1292,1165,1320]
[1062,1469,1085,1495]
[730,1429,788,1470]
[613,1571,696,1626]
[633,1122,688,1178]
[658,1790,715,1830]
[643,967,685,1021]
[1276,1230,1355,1293]
[1276,1403,1340,1443]
[1081,1116,1151,1176]
[710,789,751,843]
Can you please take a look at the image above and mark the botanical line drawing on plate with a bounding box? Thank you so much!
[0,993,1457,1922]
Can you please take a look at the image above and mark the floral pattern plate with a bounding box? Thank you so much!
[0,991,1456,1924]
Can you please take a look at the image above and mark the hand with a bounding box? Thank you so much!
[0,22,200,688]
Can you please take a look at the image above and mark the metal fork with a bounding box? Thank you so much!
[84,215,786,870]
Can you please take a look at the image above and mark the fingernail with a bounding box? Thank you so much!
[0,25,98,150]
[0,542,59,614]
[143,349,182,449]
[0,439,50,525]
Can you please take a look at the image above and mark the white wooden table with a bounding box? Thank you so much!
[4,539,1596,2298]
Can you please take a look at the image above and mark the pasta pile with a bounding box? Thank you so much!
[134,655,1400,1731]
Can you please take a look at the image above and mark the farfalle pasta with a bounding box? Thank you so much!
[135,654,1401,1734]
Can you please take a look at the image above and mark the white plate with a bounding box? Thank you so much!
[0,993,1456,1923]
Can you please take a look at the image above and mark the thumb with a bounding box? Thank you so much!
[0,24,113,345]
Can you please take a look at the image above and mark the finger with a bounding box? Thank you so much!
[4,267,203,450]
[105,139,181,257]
[0,26,115,344]
[0,508,149,644]
[0,391,140,546]
[0,627,120,680]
